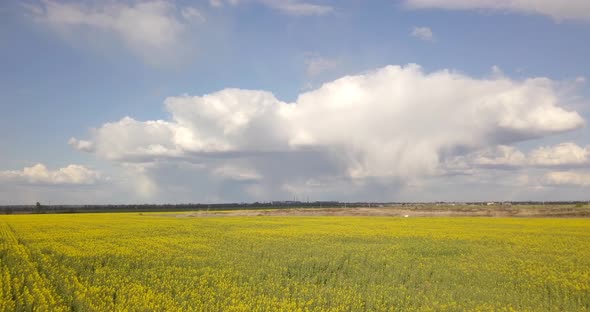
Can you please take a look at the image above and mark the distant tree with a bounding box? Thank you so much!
[35,202,43,214]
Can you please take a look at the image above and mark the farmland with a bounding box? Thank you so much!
[1,213,589,311]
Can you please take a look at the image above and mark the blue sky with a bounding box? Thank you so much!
[1,0,590,204]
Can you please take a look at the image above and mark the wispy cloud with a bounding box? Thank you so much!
[411,26,434,41]
[25,0,204,65]
[304,54,339,76]
[262,0,333,16]
[210,0,333,16]
[404,0,590,22]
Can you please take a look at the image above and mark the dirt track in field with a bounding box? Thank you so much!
[165,205,590,218]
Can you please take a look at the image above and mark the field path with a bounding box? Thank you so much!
[167,206,590,218]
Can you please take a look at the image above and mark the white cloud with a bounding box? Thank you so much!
[287,65,583,178]
[78,90,291,162]
[529,142,590,166]
[26,0,202,65]
[210,0,333,16]
[0,163,102,185]
[73,117,184,161]
[72,64,585,198]
[447,142,590,170]
[68,137,94,152]
[473,145,527,167]
[411,26,434,41]
[544,171,590,186]
[404,0,590,22]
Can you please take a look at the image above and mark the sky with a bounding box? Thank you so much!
[1,0,590,204]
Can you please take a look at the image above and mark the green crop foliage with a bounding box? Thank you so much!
[0,213,589,311]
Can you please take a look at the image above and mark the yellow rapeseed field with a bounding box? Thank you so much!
[0,213,589,311]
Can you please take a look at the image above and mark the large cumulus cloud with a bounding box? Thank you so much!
[72,64,585,200]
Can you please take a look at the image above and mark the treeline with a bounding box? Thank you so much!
[0,200,588,215]
[0,201,343,214]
